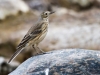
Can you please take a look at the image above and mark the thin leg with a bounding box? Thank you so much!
[32,45,39,54]
[37,46,46,54]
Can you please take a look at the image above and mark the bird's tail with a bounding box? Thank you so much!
[8,48,24,63]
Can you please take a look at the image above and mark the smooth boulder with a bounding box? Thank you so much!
[9,49,100,75]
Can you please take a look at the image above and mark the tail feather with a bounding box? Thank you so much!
[8,48,24,63]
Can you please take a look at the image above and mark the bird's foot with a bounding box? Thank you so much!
[38,52,47,55]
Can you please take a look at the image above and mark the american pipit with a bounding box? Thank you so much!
[8,11,54,63]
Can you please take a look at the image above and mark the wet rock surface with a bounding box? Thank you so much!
[9,49,100,75]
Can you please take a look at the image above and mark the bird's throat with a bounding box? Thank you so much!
[42,18,49,22]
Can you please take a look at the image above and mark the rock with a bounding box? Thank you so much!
[0,0,29,20]
[24,0,52,11]
[40,8,100,51]
[50,0,100,10]
[9,49,100,75]
[0,57,5,64]
[41,24,100,51]
[0,57,19,75]
[68,0,92,7]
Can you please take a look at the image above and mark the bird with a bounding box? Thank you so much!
[8,11,54,63]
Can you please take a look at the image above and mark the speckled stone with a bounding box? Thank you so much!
[9,49,100,75]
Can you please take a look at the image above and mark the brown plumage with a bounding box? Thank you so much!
[8,11,54,63]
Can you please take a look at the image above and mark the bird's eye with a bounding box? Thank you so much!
[45,13,47,15]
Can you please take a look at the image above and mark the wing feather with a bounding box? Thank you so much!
[8,22,44,63]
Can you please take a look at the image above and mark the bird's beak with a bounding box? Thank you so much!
[50,11,55,14]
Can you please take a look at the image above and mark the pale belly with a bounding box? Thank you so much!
[28,31,47,46]
[37,31,47,43]
[28,23,48,46]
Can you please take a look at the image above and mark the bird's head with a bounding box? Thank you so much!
[41,11,54,18]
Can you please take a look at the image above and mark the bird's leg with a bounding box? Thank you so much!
[32,45,39,54]
[37,46,46,54]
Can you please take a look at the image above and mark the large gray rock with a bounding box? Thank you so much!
[9,49,100,75]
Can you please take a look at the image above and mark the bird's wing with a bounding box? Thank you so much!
[8,23,43,63]
[17,22,44,49]
[17,22,43,49]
